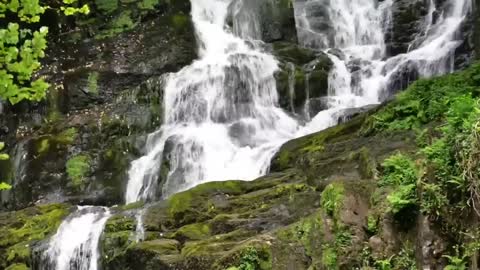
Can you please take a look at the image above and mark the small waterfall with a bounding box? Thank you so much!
[295,0,471,103]
[40,206,110,270]
[125,0,299,203]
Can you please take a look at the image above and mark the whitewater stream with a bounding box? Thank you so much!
[38,0,473,268]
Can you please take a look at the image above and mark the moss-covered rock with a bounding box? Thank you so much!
[272,42,333,114]
[0,204,71,269]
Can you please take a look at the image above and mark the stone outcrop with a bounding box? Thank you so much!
[0,0,196,210]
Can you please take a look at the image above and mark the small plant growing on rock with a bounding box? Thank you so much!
[66,154,91,189]
[321,182,344,217]
[0,142,12,190]
[226,247,262,270]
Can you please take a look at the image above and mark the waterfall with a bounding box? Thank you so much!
[125,0,300,203]
[39,206,110,270]
[125,0,473,204]
[42,0,473,268]
[295,0,472,103]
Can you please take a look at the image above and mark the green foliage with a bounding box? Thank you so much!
[95,0,118,13]
[392,244,416,270]
[321,244,337,269]
[87,72,99,94]
[0,0,88,104]
[66,154,91,188]
[362,62,480,134]
[380,153,419,214]
[321,182,344,217]
[380,153,418,186]
[444,249,468,270]
[387,184,417,214]
[226,247,262,270]
[367,214,378,234]
[375,256,393,270]
[96,11,137,39]
[0,142,12,190]
[138,0,158,10]
[420,182,448,215]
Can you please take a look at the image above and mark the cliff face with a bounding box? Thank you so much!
[0,0,480,269]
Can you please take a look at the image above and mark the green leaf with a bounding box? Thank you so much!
[0,142,4,151]
[0,182,12,190]
[0,153,9,160]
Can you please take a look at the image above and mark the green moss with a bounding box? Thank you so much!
[272,42,317,65]
[181,230,254,257]
[66,154,91,189]
[6,243,30,264]
[138,0,158,10]
[56,127,78,144]
[271,114,366,172]
[353,147,377,179]
[276,212,324,262]
[4,204,69,246]
[0,204,70,268]
[167,180,246,226]
[37,138,50,154]
[172,14,189,30]
[96,11,137,39]
[95,0,118,13]
[174,223,211,240]
[104,215,136,233]
[102,230,135,263]
[5,264,29,270]
[87,72,99,95]
[117,201,145,211]
[135,239,180,255]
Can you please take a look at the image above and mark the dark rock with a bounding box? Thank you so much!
[229,0,297,43]
[385,0,428,57]
[272,43,333,115]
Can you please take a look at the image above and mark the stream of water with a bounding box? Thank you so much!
[40,0,473,268]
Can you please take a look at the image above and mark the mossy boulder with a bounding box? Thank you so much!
[0,204,71,269]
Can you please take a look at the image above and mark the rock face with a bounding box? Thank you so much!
[386,0,475,68]
[229,0,297,43]
[0,0,196,210]
[94,112,413,269]
[92,110,424,269]
[385,0,428,57]
[271,42,333,116]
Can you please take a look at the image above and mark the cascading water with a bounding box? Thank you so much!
[39,206,111,270]
[295,0,472,105]
[125,0,300,203]
[41,0,473,268]
[125,0,474,204]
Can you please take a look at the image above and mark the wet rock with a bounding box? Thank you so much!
[272,42,333,115]
[0,204,71,270]
[385,0,428,57]
[229,0,297,43]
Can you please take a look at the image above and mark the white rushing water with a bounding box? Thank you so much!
[43,206,110,270]
[125,0,473,204]
[43,0,473,268]
[125,0,300,202]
